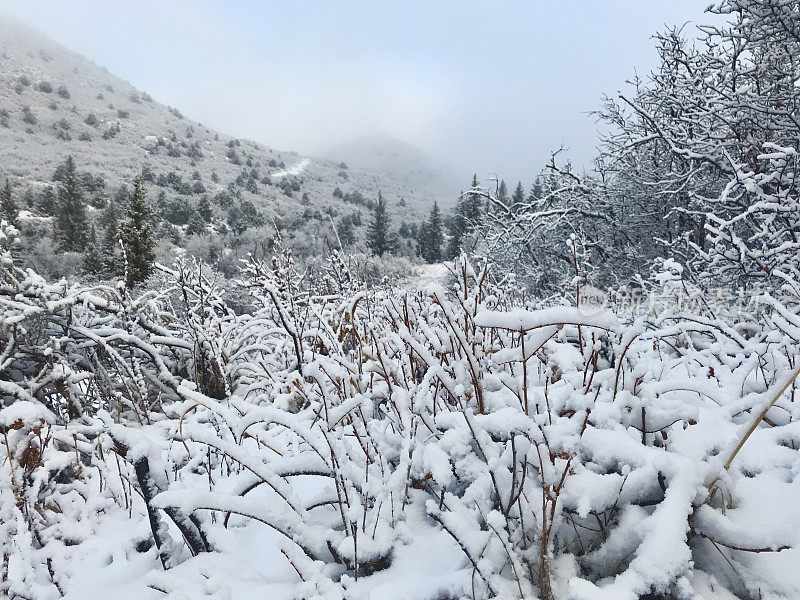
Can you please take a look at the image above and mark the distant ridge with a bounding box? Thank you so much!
[323,134,462,207]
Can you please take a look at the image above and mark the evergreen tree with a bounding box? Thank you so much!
[101,200,124,278]
[492,180,508,214]
[527,177,543,204]
[35,186,57,215]
[416,221,429,259]
[464,174,483,223]
[119,178,156,287]
[420,201,443,263]
[54,156,89,251]
[367,192,397,257]
[22,189,34,209]
[511,181,525,214]
[156,190,168,212]
[101,198,119,232]
[447,175,487,260]
[336,217,356,247]
[82,226,103,277]
[113,185,129,206]
[186,211,208,236]
[447,200,467,260]
[198,195,213,222]
[0,179,19,226]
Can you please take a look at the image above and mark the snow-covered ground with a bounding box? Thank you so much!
[4,250,799,600]
[270,157,311,179]
[407,261,451,290]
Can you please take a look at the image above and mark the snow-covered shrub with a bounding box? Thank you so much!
[155,256,800,598]
[693,144,800,292]
[1,239,799,598]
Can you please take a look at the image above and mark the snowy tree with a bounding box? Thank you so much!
[597,1,800,290]
[490,179,508,216]
[82,226,103,277]
[119,178,156,287]
[465,173,483,222]
[472,155,615,293]
[336,215,356,247]
[53,156,89,252]
[367,192,397,257]
[0,180,18,226]
[447,198,467,259]
[186,211,208,236]
[418,200,443,263]
[35,186,56,216]
[511,180,525,214]
[101,199,124,278]
[197,195,213,222]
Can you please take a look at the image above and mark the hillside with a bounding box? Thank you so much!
[0,16,448,276]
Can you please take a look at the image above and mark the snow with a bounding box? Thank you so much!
[1,7,800,599]
[0,400,55,426]
[1,244,799,600]
[270,157,311,179]
[407,262,451,290]
[474,306,620,332]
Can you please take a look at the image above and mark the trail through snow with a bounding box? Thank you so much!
[406,262,451,290]
[271,158,310,179]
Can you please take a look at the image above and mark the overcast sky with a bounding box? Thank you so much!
[5,1,712,185]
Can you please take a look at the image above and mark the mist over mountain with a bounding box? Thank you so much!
[323,134,463,207]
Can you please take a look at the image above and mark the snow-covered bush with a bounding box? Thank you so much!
[695,144,800,292]
[1,235,799,598]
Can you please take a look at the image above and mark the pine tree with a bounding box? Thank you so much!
[528,177,542,204]
[198,195,213,222]
[82,226,103,277]
[22,189,34,209]
[186,211,207,236]
[336,216,356,247]
[35,186,57,215]
[101,198,119,232]
[447,200,467,259]
[511,181,525,214]
[420,201,443,263]
[119,178,156,287]
[465,174,482,222]
[101,200,124,278]
[416,221,429,259]
[54,156,88,251]
[367,192,396,257]
[493,180,508,214]
[0,179,19,226]
[446,174,487,260]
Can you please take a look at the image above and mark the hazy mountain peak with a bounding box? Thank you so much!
[323,134,462,204]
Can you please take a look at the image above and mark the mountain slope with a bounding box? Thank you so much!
[0,16,449,274]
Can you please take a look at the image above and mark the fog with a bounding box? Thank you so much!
[6,0,711,185]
